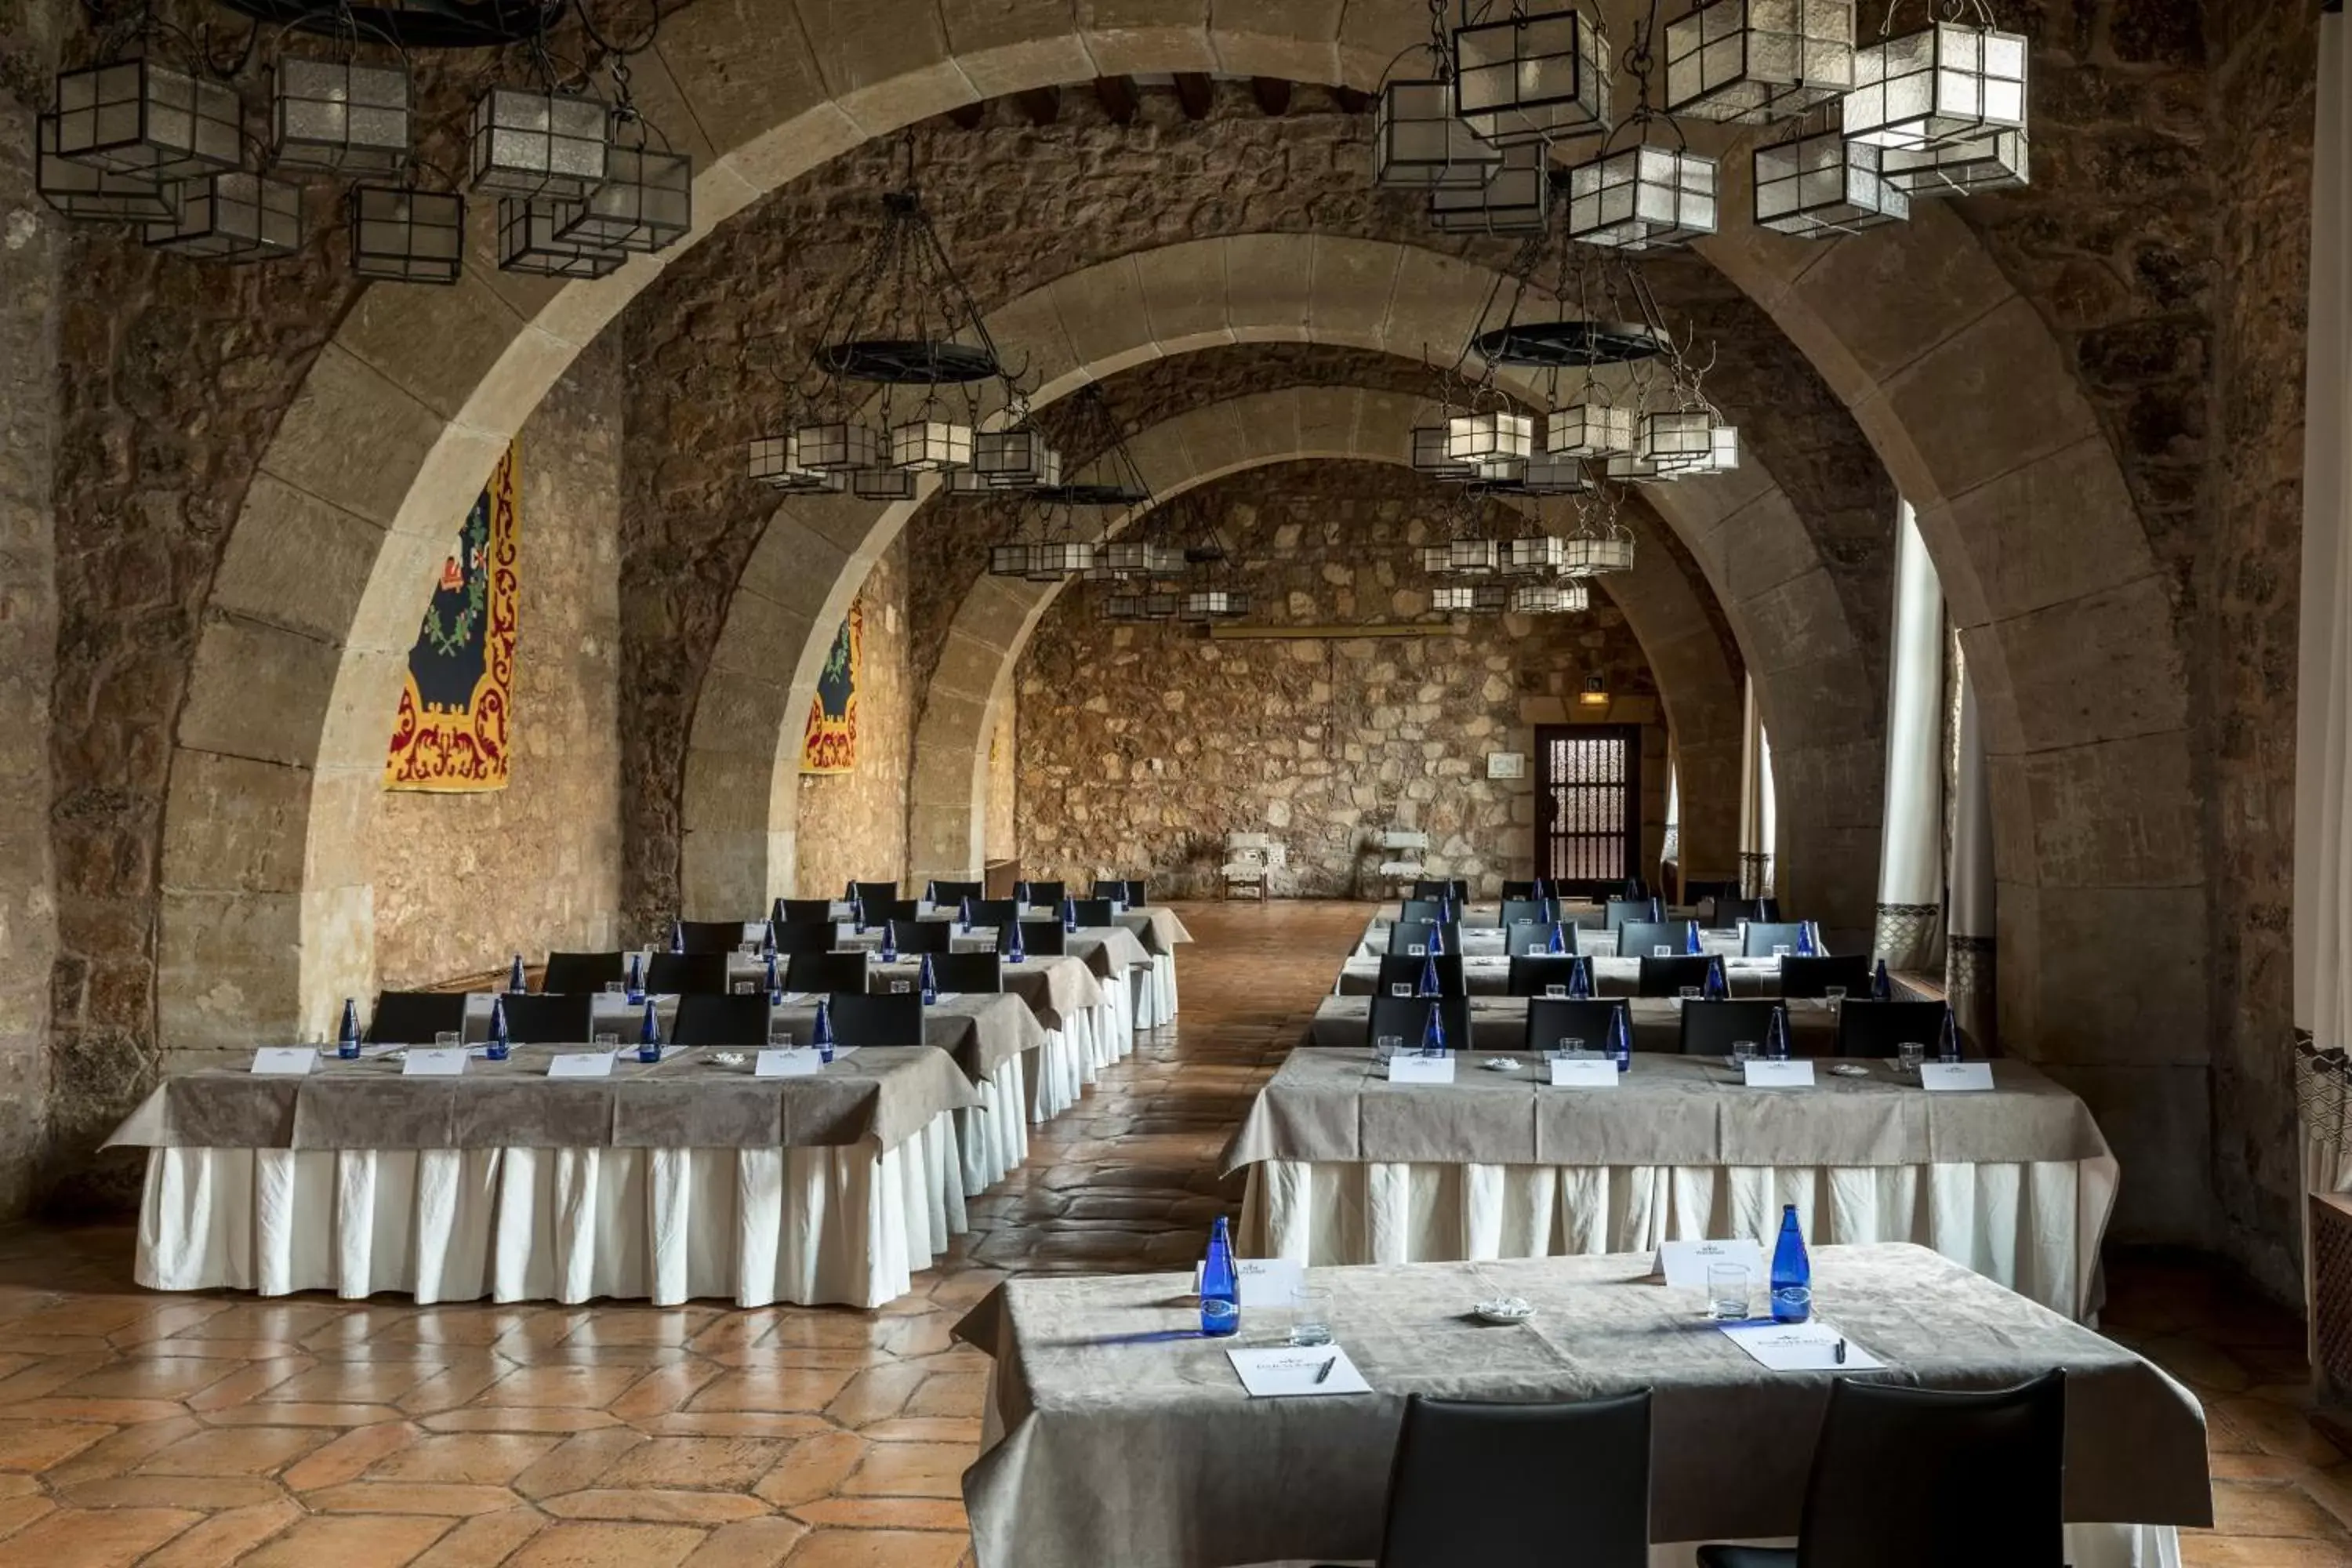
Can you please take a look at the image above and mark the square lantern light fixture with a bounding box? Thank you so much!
[1881,126,2028,195]
[1516,454,1592,495]
[1843,20,2027,151]
[1606,448,1669,482]
[1446,410,1535,466]
[1179,589,1249,621]
[988,542,1035,577]
[1664,0,1855,124]
[1562,532,1638,575]
[53,59,242,180]
[747,431,848,493]
[1411,424,1479,481]
[1501,535,1566,575]
[1452,5,1610,146]
[1373,79,1503,189]
[497,197,624,278]
[1141,584,1183,619]
[1422,537,1502,575]
[146,172,303,261]
[553,139,692,253]
[1512,580,1590,614]
[1753,130,1907,234]
[889,417,975,472]
[1642,409,1719,470]
[975,429,1052,486]
[348,183,464,284]
[1026,540,1098,580]
[35,111,174,221]
[852,466,919,502]
[1547,399,1637,459]
[1428,141,1552,234]
[1566,143,1719,249]
[469,86,609,199]
[272,56,412,174]
[1098,540,1183,577]
[1102,591,1145,622]
[792,421,884,474]
[1432,583,1478,613]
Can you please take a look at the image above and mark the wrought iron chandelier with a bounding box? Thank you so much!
[985,386,1156,583]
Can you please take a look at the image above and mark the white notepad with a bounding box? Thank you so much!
[1227,1345,1373,1397]
[547,1051,616,1078]
[1189,1258,1304,1308]
[249,1047,315,1076]
[1719,1319,1885,1372]
[401,1047,468,1077]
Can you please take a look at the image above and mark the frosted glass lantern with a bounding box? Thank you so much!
[273,56,412,174]
[988,543,1036,577]
[1028,541,1098,579]
[1517,455,1592,494]
[35,112,173,221]
[468,86,609,199]
[53,60,241,180]
[1102,592,1145,622]
[747,431,847,494]
[1428,142,1552,234]
[1754,130,1907,234]
[1881,126,2028,195]
[852,466,917,501]
[495,197,623,278]
[1433,584,1479,612]
[1605,448,1668,482]
[1566,144,1719,249]
[1142,586,1182,619]
[349,184,465,285]
[554,143,692,253]
[1472,582,1512,612]
[1179,590,1249,621]
[890,418,975,472]
[1512,581,1589,613]
[1373,79,1501,189]
[1844,23,2027,151]
[1562,533,1638,575]
[1412,425,1478,480]
[1665,0,1854,124]
[1423,538,1501,575]
[976,429,1052,485]
[1098,541,1182,577]
[793,422,883,473]
[1501,536,1566,575]
[1446,410,1535,465]
[145,172,303,261]
[1642,409,1719,469]
[1547,399,1637,458]
[1452,5,1610,146]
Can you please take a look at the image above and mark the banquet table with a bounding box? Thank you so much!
[1337,953,1791,998]
[111,1040,982,1310]
[1309,994,1842,1054]
[954,1245,2206,1568]
[1225,1045,2118,1319]
[1355,919,1744,960]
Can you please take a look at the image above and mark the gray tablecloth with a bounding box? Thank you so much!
[1120,906,1193,956]
[1310,995,1842,1055]
[1223,1047,2111,1174]
[1338,954,1788,998]
[106,1044,978,1155]
[1369,899,1610,928]
[863,956,1102,1033]
[1069,925,1156,979]
[1358,920,1744,960]
[954,1244,2209,1568]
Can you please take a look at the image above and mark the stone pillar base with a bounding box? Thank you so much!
[1947,933,1996,1054]
[1872,901,1942,972]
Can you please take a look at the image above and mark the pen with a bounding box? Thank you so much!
[1312,1355,1337,1385]
[1834,1338,1846,1365]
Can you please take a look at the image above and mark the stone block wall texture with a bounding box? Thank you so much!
[793,536,913,902]
[366,340,623,990]
[1014,463,1666,898]
[983,689,1017,864]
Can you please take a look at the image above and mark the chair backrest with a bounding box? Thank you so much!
[1397,898,1449,924]
[1364,993,1473,1051]
[769,920,838,955]
[826,990,925,1047]
[1638,955,1716,997]
[1524,997,1628,1053]
[927,879,983,907]
[1411,878,1469,902]
[1228,831,1272,852]
[889,918,956,954]
[1678,999,1784,1055]
[1621,920,1696,958]
[786,951,870,996]
[541,950,624,994]
[498,993,593,1044]
[1508,955,1586,996]
[1017,879,1067,908]
[868,898,923,924]
[1781,954,1873,999]
[1014,918,1066,956]
[1621,877,1650,901]
[775,897,834,924]
[646,953,731,996]
[368,990,469,1044]
[1070,897,1116,927]
[1744,920,1813,956]
[847,880,899,909]
[1376,1391,1651,1568]
[1385,920,1461,956]
[1714,895,1783,928]
[1374,953,1466,997]
[1093,877,1147,905]
[1835,1000,1953,1058]
[668,993,771,1046]
[1604,898,1654,933]
[928,952,1003,993]
[1499,880,1541,902]
[1497,898,1555,931]
[677,919,753,956]
[1794,1372,2065,1568]
[1682,878,1739,906]
[1506,921,1573,956]
[971,898,1022,927]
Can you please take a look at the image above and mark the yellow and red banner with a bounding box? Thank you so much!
[384,446,519,791]
[800,600,862,775]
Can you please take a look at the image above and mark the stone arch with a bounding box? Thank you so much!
[901,384,1747,896]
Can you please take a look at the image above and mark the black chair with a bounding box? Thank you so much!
[927,879,984,907]
[769,920,838,955]
[1713,896,1784,929]
[1014,918,1066,956]
[1497,898,1556,931]
[1385,920,1461,956]
[1374,953,1466,997]
[1316,1391,1652,1568]
[927,952,1002,993]
[541,950,624,994]
[866,898,922,924]
[1069,897,1116,927]
[1506,921,1573,957]
[1695,1372,2065,1568]
[1836,1000,1954,1058]
[1525,997,1630,1054]
[1508,956,1586,997]
[846,880,899,912]
[1639,955,1717,997]
[1679,999,1785,1056]
[1620,877,1650,901]
[670,993,771,1047]
[826,991,925,1047]
[1499,880,1544,902]
[1094,877,1147,905]
[368,990,468,1044]
[1365,993,1473,1051]
[1410,878,1469,903]
[970,898,1022,927]
[1621,919,1697,958]
[497,993,593,1044]
[773,897,834,924]
[1017,879,1067,908]
[1397,897,1449,924]
[1780,954,1872,999]
[646,953,731,996]
[786,951,870,995]
[1682,878,1739,909]
[1604,898,1655,933]
[888,918,956,954]
[1744,921,1812,957]
[677,919,753,955]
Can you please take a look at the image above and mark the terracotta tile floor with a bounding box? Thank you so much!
[0,900,2345,1564]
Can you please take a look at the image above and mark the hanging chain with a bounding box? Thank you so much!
[1428,0,1453,78]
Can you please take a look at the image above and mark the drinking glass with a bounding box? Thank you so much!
[1653,945,1673,958]
[1706,1262,1751,1322]
[770,1021,795,1050]
[1555,1036,1590,1060]
[1544,983,1567,999]
[1824,985,1848,1005]
[1678,985,1701,1001]
[593,1032,619,1051]
[1897,1040,1926,1073]
[890,980,912,995]
[603,981,623,996]
[1390,983,1414,998]
[434,1031,462,1050]
[1730,1039,1760,1068]
[1408,944,1427,957]
[1287,1285,1336,1348]
[1374,1034,1403,1062]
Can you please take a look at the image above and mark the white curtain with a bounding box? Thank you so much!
[1737,678,1776,897]
[1875,501,1947,966]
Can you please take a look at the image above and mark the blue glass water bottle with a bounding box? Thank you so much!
[1417,953,1441,998]
[1062,894,1078,934]
[1567,955,1592,1000]
[637,999,662,1063]
[1199,1215,1240,1338]
[760,920,777,959]
[1419,1001,1447,1058]
[1650,896,1664,921]
[812,997,836,1064]
[1796,920,1818,957]
[1610,1005,1632,1073]
[507,953,528,995]
[1937,1006,1961,1063]
[920,953,938,1006]
[1766,1004,1791,1062]
[1427,923,1445,956]
[668,918,684,954]
[879,920,898,964]
[485,996,510,1062]
[1546,921,1566,955]
[850,891,866,935]
[624,951,644,1005]
[764,951,782,1005]
[959,896,974,934]
[1684,922,1702,956]
[1871,957,1893,1001]
[337,998,361,1061]
[1770,1203,1812,1323]
[1704,956,1728,1000]
[771,897,788,930]
[1004,921,1025,965]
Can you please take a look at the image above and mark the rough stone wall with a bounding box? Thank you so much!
[793,535,913,902]
[366,340,623,989]
[982,688,1016,863]
[1014,463,1666,898]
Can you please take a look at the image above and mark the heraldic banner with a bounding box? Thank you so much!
[801,599,862,775]
[384,445,520,791]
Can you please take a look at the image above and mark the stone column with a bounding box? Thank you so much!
[1947,668,1996,1051]
[1737,677,1773,897]
[1874,503,1945,969]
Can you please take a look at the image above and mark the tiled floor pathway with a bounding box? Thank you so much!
[0,901,2343,1564]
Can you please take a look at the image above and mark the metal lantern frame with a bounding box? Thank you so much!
[1178,588,1250,622]
[1094,539,1185,578]
[1753,128,1907,234]
[35,111,174,221]
[1433,583,1479,613]
[1664,0,1856,125]
[975,428,1055,487]
[1027,539,1099,581]
[552,131,692,255]
[1566,140,1720,249]
[1547,394,1639,459]
[1446,409,1536,466]
[53,56,243,180]
[1501,535,1566,575]
[852,465,919,502]
[1374,78,1503,190]
[1428,140,1553,234]
[1642,407,1718,468]
[987,541,1036,578]
[1450,5,1612,147]
[1881,125,2027,194]
[147,170,303,261]
[1412,424,1479,481]
[1141,583,1184,619]
[1101,591,1146,622]
[792,421,884,474]
[1511,579,1591,613]
[1514,454,1593,495]
[1842,13,2027,152]
[747,431,848,494]
[467,85,611,200]
[888,416,977,472]
[1471,581,1512,612]
[272,53,412,174]
[1562,528,1638,575]
[495,195,624,278]
[1424,535,1503,576]
[348,177,464,284]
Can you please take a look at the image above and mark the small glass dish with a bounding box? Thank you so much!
[713,1051,747,1067]
[1828,1062,1870,1078]
[1472,1295,1535,1325]
[1479,1055,1523,1073]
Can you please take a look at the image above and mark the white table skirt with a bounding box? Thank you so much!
[960,1055,1030,1198]
[1240,1154,2115,1320]
[1134,953,1178,1028]
[136,1109,969,1310]
[1242,1531,2176,1568]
